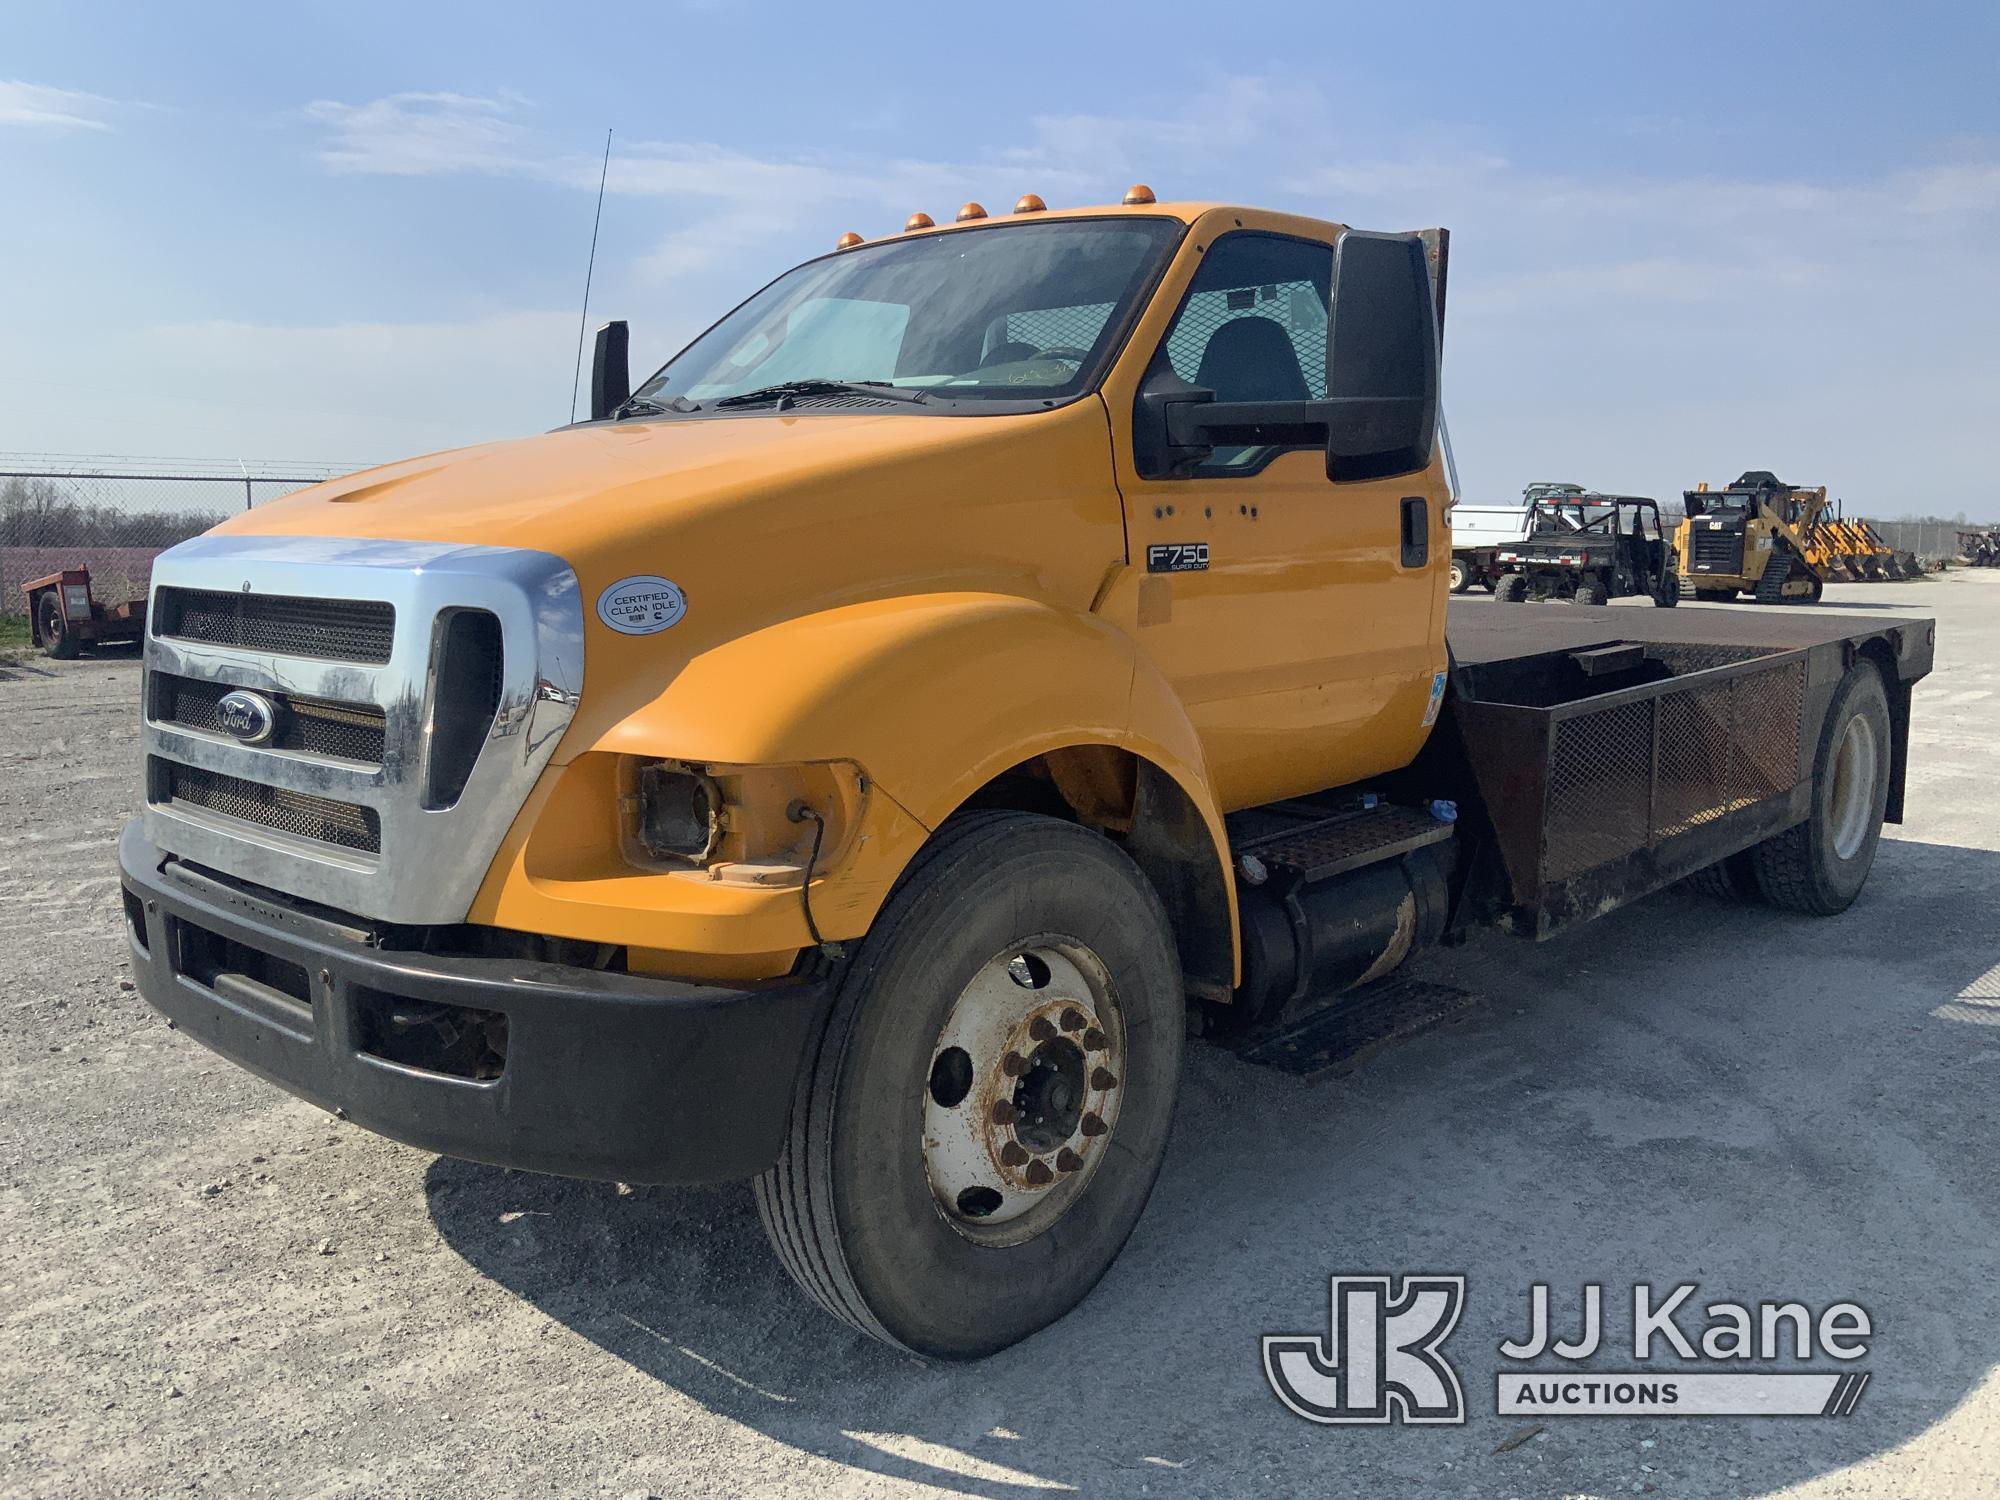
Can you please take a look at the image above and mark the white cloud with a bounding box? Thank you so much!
[0,79,135,132]
[304,90,539,176]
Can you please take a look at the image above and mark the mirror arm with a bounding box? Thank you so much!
[1134,373,1217,478]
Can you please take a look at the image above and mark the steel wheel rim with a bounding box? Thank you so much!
[922,939,1126,1247]
[1828,712,1877,861]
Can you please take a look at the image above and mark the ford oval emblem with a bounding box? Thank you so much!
[215,689,278,746]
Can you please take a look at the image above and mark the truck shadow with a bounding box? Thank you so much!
[428,830,2000,1497]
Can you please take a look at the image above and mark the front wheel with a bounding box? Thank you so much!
[1653,573,1680,607]
[755,811,1184,1358]
[1574,581,1608,606]
[1448,558,1472,594]
[1747,661,1892,914]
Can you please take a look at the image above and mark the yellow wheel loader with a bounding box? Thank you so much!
[1677,470,1828,604]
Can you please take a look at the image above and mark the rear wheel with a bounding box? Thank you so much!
[1653,572,1680,607]
[1448,558,1472,594]
[1747,661,1892,914]
[1494,574,1528,603]
[755,811,1184,1358]
[36,593,80,659]
[1684,850,1758,902]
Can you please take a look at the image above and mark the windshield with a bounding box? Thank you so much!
[632,217,1182,409]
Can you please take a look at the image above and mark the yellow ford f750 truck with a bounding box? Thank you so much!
[120,192,1933,1357]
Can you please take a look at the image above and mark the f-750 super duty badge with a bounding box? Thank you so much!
[1147,542,1209,574]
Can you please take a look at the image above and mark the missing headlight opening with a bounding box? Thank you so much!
[634,762,721,862]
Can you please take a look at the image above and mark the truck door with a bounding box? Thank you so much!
[1108,230,1444,811]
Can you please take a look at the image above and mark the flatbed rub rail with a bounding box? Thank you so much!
[1441,615,1930,938]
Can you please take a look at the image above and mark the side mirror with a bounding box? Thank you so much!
[1322,231,1439,482]
[589,320,631,421]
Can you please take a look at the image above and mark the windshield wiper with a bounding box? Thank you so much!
[713,378,929,410]
[615,394,700,419]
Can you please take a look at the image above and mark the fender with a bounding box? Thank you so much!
[471,591,1239,978]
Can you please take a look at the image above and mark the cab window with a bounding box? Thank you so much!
[1155,232,1332,471]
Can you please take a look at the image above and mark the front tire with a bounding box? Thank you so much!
[1449,558,1472,594]
[755,811,1184,1357]
[1574,581,1608,606]
[1747,661,1892,914]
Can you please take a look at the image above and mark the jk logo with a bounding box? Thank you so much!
[1263,1275,1467,1425]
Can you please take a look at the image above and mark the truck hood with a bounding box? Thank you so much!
[219,413,1059,555]
[213,403,1128,757]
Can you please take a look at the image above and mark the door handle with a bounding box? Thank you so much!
[1400,496,1429,568]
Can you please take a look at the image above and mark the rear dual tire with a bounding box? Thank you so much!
[755,811,1183,1358]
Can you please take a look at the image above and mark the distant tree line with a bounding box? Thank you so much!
[0,476,225,548]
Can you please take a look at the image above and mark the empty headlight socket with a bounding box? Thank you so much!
[621,757,869,877]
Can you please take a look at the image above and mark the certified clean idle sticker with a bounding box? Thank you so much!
[596,575,687,635]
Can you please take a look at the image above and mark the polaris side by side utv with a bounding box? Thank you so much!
[1492,492,1679,607]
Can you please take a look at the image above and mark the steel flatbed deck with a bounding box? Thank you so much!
[1445,595,1933,666]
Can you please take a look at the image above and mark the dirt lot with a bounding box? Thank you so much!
[3,574,1997,1499]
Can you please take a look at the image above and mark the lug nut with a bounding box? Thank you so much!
[1091,1067,1119,1091]
[992,1099,1018,1125]
[1000,1141,1029,1166]
[1002,1051,1030,1077]
[1080,1113,1108,1137]
[1082,1028,1107,1052]
[1024,1159,1054,1186]
[1055,1148,1084,1173]
[1028,1015,1057,1042]
[1059,1009,1086,1032]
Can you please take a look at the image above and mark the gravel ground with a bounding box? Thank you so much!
[3,572,1997,1499]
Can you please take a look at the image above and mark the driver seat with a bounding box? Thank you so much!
[1195,317,1309,401]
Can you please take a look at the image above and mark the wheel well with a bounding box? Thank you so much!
[1853,639,1910,823]
[947,747,1233,1004]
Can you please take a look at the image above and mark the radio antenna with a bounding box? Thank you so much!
[569,127,613,424]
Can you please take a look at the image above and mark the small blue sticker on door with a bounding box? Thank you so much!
[1421,670,1448,727]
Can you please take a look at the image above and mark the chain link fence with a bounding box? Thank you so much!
[1,456,364,617]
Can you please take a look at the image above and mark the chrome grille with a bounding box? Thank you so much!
[155,759,382,854]
[151,672,387,764]
[140,535,584,924]
[154,587,396,664]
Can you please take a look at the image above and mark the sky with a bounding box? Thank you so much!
[2,0,1996,519]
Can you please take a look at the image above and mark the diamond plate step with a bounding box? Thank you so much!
[1234,803,1455,883]
[1232,977,1481,1080]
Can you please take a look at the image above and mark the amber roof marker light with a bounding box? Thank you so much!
[904,212,935,232]
[956,202,988,222]
[1122,184,1157,205]
[835,231,865,250]
[1013,193,1047,214]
